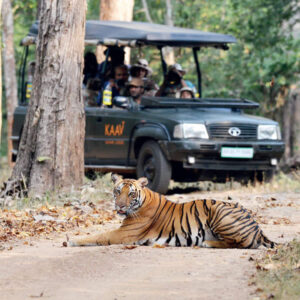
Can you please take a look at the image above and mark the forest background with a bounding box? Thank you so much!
[1,0,300,166]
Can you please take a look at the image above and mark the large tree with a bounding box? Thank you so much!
[1,0,86,198]
[0,0,2,151]
[2,0,18,166]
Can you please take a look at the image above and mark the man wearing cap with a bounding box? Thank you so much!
[130,59,158,96]
[130,59,150,78]
[128,77,145,108]
[156,63,188,97]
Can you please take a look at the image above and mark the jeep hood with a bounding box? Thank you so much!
[144,108,278,125]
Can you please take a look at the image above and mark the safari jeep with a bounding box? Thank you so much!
[12,20,285,194]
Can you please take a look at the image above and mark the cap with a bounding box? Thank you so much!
[130,58,152,76]
[137,59,149,68]
[179,87,195,97]
[169,63,186,75]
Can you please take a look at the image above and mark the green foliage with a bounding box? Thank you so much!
[12,0,37,66]
[87,0,99,19]
[221,0,300,113]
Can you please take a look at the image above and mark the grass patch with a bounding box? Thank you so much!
[0,162,114,209]
[254,240,300,299]
[1,172,115,210]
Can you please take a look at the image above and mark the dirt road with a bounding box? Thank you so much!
[0,189,299,300]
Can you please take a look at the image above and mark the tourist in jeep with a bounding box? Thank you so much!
[130,59,158,96]
[155,63,188,97]
[98,64,129,107]
[128,77,145,107]
[98,46,126,81]
[179,87,195,99]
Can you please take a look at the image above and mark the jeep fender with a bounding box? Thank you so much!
[130,122,171,160]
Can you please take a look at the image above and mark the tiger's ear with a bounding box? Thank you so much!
[137,177,148,188]
[111,173,123,184]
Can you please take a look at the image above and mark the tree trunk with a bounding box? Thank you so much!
[0,0,3,154]
[283,95,292,162]
[97,0,134,64]
[291,88,300,167]
[282,88,300,168]
[1,0,86,198]
[2,0,18,167]
[36,0,42,20]
[163,0,175,65]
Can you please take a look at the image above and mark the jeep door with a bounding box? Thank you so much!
[85,107,137,165]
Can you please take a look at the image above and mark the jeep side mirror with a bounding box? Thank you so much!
[113,96,130,109]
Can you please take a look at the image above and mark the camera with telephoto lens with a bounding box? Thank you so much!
[166,70,181,85]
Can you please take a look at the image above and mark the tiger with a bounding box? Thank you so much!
[69,173,276,249]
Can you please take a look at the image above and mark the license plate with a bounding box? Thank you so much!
[221,147,254,159]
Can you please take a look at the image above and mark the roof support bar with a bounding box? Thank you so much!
[158,46,167,76]
[99,47,110,80]
[193,47,202,98]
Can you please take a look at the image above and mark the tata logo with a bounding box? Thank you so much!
[105,121,125,136]
[228,127,241,137]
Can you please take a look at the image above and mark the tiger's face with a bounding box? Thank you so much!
[111,174,148,216]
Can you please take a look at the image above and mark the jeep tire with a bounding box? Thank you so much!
[137,141,171,194]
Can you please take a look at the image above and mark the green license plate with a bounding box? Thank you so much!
[221,147,254,159]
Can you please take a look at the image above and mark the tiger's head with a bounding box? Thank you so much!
[111,173,148,216]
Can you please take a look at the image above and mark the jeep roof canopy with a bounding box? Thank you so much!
[21,20,236,49]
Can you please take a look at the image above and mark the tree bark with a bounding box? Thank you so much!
[163,0,175,65]
[1,0,86,198]
[281,88,300,168]
[97,0,134,64]
[36,0,42,20]
[0,0,3,154]
[291,88,300,167]
[283,94,292,162]
[2,0,18,167]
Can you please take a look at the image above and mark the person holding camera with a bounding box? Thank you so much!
[155,63,188,97]
[98,64,129,107]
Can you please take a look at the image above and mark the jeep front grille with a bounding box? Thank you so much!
[208,123,257,140]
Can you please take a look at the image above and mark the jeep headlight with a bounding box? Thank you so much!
[257,125,281,140]
[173,124,209,139]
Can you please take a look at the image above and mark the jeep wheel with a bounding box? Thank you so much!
[137,141,171,194]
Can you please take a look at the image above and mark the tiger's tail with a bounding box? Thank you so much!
[260,231,277,248]
[68,234,100,247]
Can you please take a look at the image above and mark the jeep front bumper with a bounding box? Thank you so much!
[159,140,285,171]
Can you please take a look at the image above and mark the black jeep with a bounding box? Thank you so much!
[12,20,285,193]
